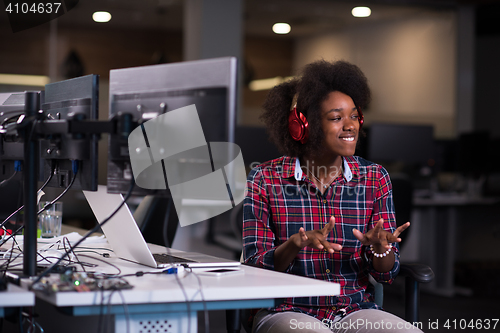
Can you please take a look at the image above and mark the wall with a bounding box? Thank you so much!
[240,36,294,126]
[293,10,457,139]
[475,35,500,139]
[0,23,183,80]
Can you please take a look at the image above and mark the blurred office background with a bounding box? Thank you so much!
[1,0,500,331]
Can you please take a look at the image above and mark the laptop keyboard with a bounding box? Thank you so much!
[153,253,197,264]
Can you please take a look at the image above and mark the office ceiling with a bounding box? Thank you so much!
[52,0,494,38]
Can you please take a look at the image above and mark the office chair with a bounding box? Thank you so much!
[206,125,282,258]
[391,175,413,246]
[133,195,178,248]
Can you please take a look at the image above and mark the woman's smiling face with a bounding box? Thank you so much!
[319,91,361,157]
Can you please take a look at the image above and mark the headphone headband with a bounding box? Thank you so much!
[290,94,298,112]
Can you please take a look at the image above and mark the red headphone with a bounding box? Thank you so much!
[288,94,364,144]
[288,102,309,144]
[358,109,364,126]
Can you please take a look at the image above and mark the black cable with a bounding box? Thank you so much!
[104,289,115,333]
[3,248,77,270]
[0,160,56,230]
[62,236,86,272]
[117,290,131,333]
[0,111,26,129]
[37,160,79,214]
[65,245,113,253]
[97,285,105,333]
[71,249,112,256]
[191,270,210,333]
[0,224,24,248]
[2,115,38,133]
[0,231,19,277]
[117,270,166,278]
[30,179,135,288]
[10,230,22,253]
[71,254,122,276]
[163,198,172,248]
[0,170,17,188]
[0,161,73,248]
[172,268,192,333]
[18,305,23,333]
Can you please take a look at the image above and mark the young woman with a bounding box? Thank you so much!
[243,60,421,333]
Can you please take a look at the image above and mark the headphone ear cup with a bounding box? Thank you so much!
[358,107,364,127]
[288,107,309,144]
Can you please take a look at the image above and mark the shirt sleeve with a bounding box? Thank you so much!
[366,166,400,284]
[242,167,278,270]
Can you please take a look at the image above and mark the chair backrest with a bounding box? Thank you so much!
[134,195,178,248]
[0,178,23,222]
[390,175,413,245]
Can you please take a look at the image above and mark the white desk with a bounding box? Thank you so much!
[11,233,340,333]
[0,283,35,318]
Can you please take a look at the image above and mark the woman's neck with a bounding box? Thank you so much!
[300,154,343,183]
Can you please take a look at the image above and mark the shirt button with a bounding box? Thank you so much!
[323,200,327,204]
[326,269,330,273]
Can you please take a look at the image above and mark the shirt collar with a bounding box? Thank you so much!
[291,156,354,182]
[294,157,303,180]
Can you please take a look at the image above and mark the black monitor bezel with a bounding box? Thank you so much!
[38,74,99,191]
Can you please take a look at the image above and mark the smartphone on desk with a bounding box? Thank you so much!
[197,268,244,277]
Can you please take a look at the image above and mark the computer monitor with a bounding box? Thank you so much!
[234,125,281,169]
[107,57,238,195]
[457,131,490,176]
[38,75,99,191]
[0,91,40,223]
[367,123,435,166]
[0,92,28,182]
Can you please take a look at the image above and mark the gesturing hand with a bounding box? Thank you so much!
[352,218,410,251]
[292,216,343,254]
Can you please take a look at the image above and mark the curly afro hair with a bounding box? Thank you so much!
[260,60,371,158]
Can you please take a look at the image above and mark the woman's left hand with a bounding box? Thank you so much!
[352,218,410,252]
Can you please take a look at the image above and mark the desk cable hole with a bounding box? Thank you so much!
[139,320,172,333]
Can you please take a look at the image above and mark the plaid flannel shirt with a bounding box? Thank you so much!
[243,155,400,322]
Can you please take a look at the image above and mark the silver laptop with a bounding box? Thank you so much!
[82,185,241,269]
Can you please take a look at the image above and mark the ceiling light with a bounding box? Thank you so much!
[352,7,371,18]
[0,74,49,87]
[272,23,291,34]
[249,76,294,91]
[92,11,112,23]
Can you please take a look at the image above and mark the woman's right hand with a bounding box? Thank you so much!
[274,216,342,271]
[292,216,343,254]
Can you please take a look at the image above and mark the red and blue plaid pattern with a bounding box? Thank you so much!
[243,155,400,322]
